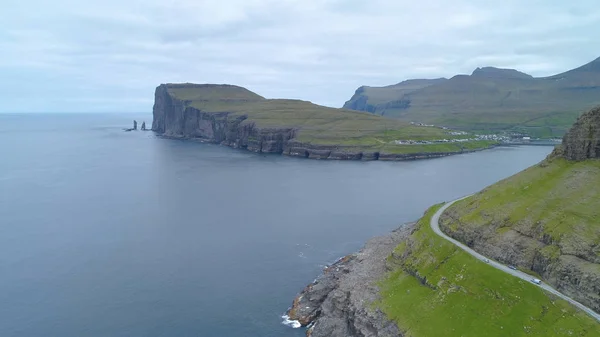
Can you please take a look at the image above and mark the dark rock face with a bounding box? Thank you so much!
[342,79,446,115]
[151,84,480,161]
[560,106,600,160]
[286,225,414,337]
[344,89,378,113]
[151,84,296,153]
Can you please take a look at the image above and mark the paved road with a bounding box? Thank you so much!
[431,196,600,323]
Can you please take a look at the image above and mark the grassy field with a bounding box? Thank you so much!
[378,205,600,337]
[343,58,600,138]
[167,85,496,154]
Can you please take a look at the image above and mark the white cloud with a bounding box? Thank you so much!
[1,0,600,112]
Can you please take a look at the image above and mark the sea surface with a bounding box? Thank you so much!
[0,113,553,337]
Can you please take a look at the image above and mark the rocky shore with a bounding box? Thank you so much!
[285,224,415,337]
[151,84,487,161]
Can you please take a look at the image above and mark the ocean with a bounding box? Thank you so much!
[0,113,552,337]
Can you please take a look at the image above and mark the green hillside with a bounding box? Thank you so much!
[377,105,600,335]
[378,205,600,337]
[438,156,600,312]
[165,84,496,155]
[443,157,600,265]
[344,57,600,137]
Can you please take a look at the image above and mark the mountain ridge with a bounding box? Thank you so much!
[343,56,600,137]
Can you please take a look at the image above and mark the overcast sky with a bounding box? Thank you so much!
[2,0,600,113]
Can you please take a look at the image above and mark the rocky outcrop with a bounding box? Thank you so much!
[559,106,600,160]
[286,224,414,337]
[343,87,378,113]
[152,84,481,161]
[342,79,446,115]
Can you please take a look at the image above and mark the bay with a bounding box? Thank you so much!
[0,113,552,337]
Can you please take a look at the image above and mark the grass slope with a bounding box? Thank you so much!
[344,58,600,137]
[378,206,600,337]
[445,157,600,265]
[167,85,496,154]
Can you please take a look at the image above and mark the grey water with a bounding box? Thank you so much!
[0,113,552,337]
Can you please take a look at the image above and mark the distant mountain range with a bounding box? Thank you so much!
[343,57,600,137]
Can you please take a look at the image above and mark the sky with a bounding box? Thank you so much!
[2,0,600,113]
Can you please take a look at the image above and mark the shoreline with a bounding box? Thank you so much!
[283,223,416,336]
[153,132,497,162]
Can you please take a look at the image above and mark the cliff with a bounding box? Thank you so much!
[152,83,495,160]
[560,106,600,160]
[343,79,447,115]
[440,105,600,313]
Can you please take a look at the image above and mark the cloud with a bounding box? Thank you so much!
[1,0,600,112]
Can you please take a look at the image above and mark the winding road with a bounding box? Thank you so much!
[431,196,600,323]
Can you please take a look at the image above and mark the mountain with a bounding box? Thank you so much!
[344,78,447,114]
[151,83,495,161]
[343,57,600,137]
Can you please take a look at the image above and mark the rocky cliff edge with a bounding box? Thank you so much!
[285,224,414,337]
[558,106,600,160]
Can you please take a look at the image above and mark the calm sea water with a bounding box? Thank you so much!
[0,113,552,337]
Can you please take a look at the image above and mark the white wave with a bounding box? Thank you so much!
[281,315,302,328]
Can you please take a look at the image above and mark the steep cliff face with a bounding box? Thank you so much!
[561,106,600,160]
[152,84,296,153]
[342,79,447,115]
[286,225,413,337]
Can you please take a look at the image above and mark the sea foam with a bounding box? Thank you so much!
[281,314,301,328]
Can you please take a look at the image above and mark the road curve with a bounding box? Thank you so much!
[431,196,600,323]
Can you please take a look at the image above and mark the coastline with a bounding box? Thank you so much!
[283,223,416,337]
[154,133,496,161]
